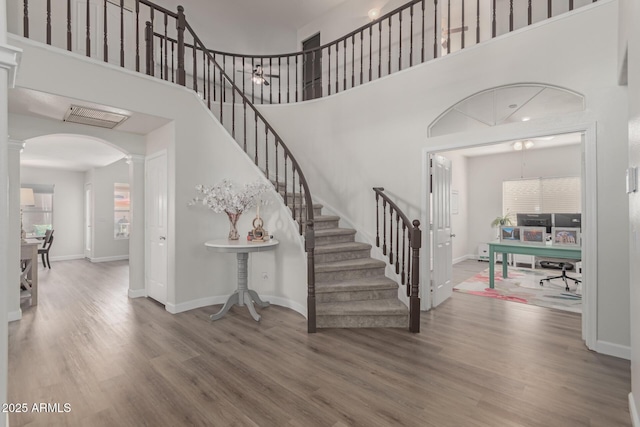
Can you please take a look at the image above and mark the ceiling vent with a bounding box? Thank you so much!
[63,105,129,129]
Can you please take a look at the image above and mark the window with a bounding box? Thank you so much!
[21,184,54,238]
[503,176,581,218]
[114,183,130,239]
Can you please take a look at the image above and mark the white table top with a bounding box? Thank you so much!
[205,238,279,253]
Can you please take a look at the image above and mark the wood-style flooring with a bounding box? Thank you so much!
[8,259,631,426]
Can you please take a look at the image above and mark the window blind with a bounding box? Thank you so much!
[503,176,581,218]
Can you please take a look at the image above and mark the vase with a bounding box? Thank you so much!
[226,212,241,240]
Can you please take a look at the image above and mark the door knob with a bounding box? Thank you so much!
[159,236,166,240]
[450,234,456,238]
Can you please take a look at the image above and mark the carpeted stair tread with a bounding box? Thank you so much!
[315,257,386,273]
[317,299,408,316]
[314,228,356,238]
[314,242,372,254]
[316,276,398,293]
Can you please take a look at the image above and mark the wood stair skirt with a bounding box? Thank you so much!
[279,189,409,329]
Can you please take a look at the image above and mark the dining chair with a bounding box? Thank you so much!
[39,229,54,269]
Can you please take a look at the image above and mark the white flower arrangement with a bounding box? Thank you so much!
[188,179,269,214]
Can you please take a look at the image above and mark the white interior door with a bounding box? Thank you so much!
[146,152,168,304]
[84,183,93,259]
[432,154,453,308]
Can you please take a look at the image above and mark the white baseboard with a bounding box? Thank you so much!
[165,294,306,317]
[90,255,129,263]
[596,340,631,360]
[630,393,639,427]
[50,254,85,262]
[453,254,475,264]
[7,309,21,322]
[128,288,147,298]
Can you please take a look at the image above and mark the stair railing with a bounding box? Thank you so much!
[373,188,421,333]
[16,0,317,332]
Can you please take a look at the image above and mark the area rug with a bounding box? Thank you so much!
[454,267,582,313]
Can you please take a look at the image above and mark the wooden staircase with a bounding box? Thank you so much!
[279,186,409,329]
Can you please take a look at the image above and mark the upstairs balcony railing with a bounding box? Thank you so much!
[14,0,318,331]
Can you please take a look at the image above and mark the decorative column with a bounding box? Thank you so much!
[7,140,24,322]
[127,154,146,298]
[0,0,22,424]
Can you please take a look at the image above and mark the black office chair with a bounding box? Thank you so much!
[38,229,54,269]
[539,261,581,292]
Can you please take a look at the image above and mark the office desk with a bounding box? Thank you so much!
[488,241,581,289]
[205,238,279,322]
[20,240,39,306]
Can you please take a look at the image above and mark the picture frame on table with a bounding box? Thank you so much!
[499,226,521,242]
[551,227,580,246]
[521,226,546,244]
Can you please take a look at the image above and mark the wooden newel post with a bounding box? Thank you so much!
[176,5,186,86]
[306,220,316,333]
[145,21,154,76]
[409,219,421,333]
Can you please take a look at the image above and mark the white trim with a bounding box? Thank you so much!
[7,139,24,151]
[49,254,85,262]
[89,255,129,263]
[0,43,22,88]
[453,254,474,264]
[595,340,631,360]
[630,393,640,427]
[7,309,22,322]
[422,114,598,352]
[164,295,306,317]
[128,288,147,298]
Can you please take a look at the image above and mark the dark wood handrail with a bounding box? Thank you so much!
[373,187,421,332]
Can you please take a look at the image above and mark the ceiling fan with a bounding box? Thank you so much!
[237,65,280,86]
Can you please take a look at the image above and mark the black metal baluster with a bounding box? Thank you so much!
[398,10,402,70]
[275,139,279,187]
[46,0,52,44]
[382,200,387,255]
[222,55,226,102]
[395,214,400,274]
[409,5,414,67]
[461,0,465,49]
[287,56,291,102]
[207,56,211,109]
[421,0,425,62]
[351,35,355,88]
[265,127,269,177]
[378,21,382,77]
[103,0,107,60]
[389,204,394,264]
[528,0,532,25]
[406,233,412,297]
[492,0,497,37]
[86,0,91,57]
[336,43,339,92]
[433,0,438,58]
[295,54,299,102]
[369,25,373,81]
[243,59,246,150]
[292,171,297,230]
[388,17,392,74]
[135,0,139,70]
[232,60,236,135]
[476,0,480,44]
[164,14,169,78]
[509,0,514,32]
[569,0,574,11]
[67,0,72,51]
[278,57,281,103]
[311,49,316,98]
[159,36,164,79]
[171,41,174,82]
[23,0,29,38]
[260,57,264,104]
[120,0,125,66]
[343,39,347,90]
[251,57,254,103]
[298,180,303,234]
[219,69,223,123]
[328,48,332,95]
[360,31,364,85]
[213,53,217,101]
[284,155,288,209]
[254,115,258,165]
[401,224,406,284]
[375,193,380,247]
[447,0,451,54]
[269,57,273,104]
[548,0,552,18]
[193,44,197,92]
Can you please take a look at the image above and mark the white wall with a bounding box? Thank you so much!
[20,166,85,260]
[466,144,581,257]
[257,1,630,351]
[8,35,308,315]
[437,149,469,262]
[86,158,130,261]
[626,0,640,420]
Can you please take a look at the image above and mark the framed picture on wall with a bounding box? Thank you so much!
[500,226,520,242]
[521,227,546,244]
[551,227,580,246]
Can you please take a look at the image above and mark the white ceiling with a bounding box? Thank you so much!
[21,134,127,172]
[10,88,171,171]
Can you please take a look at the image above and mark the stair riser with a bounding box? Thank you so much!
[288,206,323,217]
[315,234,356,246]
[307,219,339,230]
[316,266,386,282]
[315,249,371,264]
[279,192,305,202]
[317,288,398,303]
[317,314,408,328]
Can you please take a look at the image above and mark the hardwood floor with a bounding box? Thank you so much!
[8,259,631,426]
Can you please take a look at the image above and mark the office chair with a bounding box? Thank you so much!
[38,229,54,269]
[539,261,580,292]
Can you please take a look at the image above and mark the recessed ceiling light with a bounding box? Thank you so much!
[524,140,535,149]
[521,117,531,122]
[513,141,523,151]
[368,8,380,20]
[508,104,517,109]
